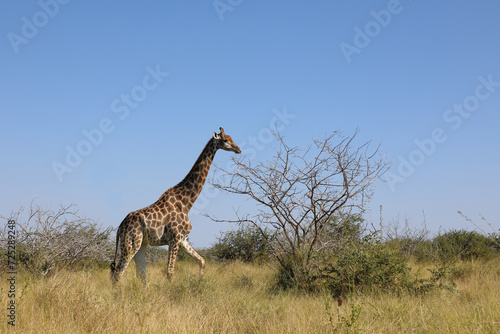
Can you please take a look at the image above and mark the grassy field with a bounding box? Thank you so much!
[2,258,499,333]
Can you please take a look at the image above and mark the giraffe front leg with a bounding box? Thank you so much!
[167,240,180,280]
[181,238,206,276]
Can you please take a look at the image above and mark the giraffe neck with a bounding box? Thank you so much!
[173,137,218,211]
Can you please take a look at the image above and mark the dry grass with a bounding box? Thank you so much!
[1,258,499,333]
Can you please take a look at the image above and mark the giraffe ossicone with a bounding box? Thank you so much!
[110,127,241,283]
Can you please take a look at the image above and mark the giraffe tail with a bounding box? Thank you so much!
[110,225,120,274]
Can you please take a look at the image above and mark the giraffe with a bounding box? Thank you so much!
[110,127,241,283]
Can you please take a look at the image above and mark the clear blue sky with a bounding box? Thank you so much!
[1,1,499,247]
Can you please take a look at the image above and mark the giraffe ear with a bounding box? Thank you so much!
[213,131,220,139]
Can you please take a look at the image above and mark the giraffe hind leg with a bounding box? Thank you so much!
[111,247,132,284]
[111,231,143,284]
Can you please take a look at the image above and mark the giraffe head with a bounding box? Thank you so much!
[213,127,241,154]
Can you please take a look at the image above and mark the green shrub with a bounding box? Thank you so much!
[315,237,413,297]
[382,226,499,264]
[491,231,500,251]
[273,250,312,291]
[271,230,459,297]
[271,215,368,292]
[208,225,270,262]
[432,229,497,264]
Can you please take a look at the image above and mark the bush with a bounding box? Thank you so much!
[313,233,413,297]
[273,250,312,291]
[491,232,500,251]
[431,229,497,264]
[381,213,499,264]
[0,203,114,275]
[272,229,459,297]
[384,237,435,263]
[208,224,269,262]
[273,215,367,292]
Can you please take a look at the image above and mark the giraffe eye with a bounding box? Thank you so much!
[222,138,228,142]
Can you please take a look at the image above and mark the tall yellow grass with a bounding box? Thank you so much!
[1,259,499,333]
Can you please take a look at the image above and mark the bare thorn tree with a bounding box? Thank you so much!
[208,128,390,284]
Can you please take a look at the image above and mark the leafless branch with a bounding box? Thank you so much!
[1,202,114,275]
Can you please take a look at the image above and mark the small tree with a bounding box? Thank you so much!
[209,129,389,288]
